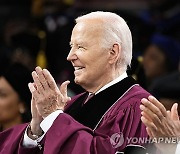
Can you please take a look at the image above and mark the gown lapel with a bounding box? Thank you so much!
[65,77,137,129]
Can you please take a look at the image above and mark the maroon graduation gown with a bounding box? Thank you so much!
[0,77,150,154]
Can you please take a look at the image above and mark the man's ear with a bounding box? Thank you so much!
[109,43,121,64]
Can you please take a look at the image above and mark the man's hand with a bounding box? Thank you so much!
[29,66,71,118]
[140,96,180,154]
[27,67,71,138]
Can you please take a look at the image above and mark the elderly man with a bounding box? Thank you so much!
[141,96,180,154]
[0,11,149,154]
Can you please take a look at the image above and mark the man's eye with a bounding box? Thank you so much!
[78,45,82,49]
[78,45,85,49]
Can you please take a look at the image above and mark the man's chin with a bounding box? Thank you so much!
[74,77,81,85]
[74,76,86,87]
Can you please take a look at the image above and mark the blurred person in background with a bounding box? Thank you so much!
[0,63,32,131]
[143,34,180,89]
[0,17,42,72]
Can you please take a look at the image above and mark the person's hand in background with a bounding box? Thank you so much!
[140,96,180,154]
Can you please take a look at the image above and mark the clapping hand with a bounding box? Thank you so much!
[140,96,180,154]
[28,66,71,136]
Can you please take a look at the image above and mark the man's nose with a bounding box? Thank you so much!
[67,49,76,61]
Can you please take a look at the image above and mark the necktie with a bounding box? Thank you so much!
[84,93,95,104]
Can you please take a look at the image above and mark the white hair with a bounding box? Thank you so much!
[75,11,132,71]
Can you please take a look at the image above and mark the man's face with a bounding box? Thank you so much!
[67,21,111,92]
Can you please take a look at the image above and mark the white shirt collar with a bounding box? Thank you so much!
[94,72,128,95]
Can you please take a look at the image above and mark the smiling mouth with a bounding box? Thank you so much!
[74,67,84,71]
